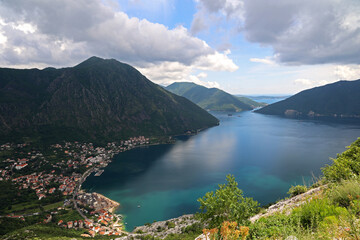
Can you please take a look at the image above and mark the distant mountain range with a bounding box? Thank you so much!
[241,95,290,100]
[0,57,219,144]
[256,79,360,120]
[165,82,265,112]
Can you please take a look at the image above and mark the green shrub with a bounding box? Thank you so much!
[328,179,360,208]
[163,232,201,240]
[322,138,360,182]
[181,222,203,234]
[248,213,299,239]
[291,198,345,229]
[138,235,160,240]
[287,185,308,197]
[198,174,259,228]
[350,199,360,216]
[166,221,175,229]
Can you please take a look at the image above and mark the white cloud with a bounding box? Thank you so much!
[197,72,208,78]
[294,78,333,90]
[294,78,312,86]
[194,51,238,71]
[0,32,6,45]
[245,0,360,65]
[250,57,276,65]
[193,0,360,65]
[334,65,360,80]
[223,49,231,55]
[0,0,237,83]
[189,75,220,89]
[12,22,36,34]
[191,0,244,35]
[137,61,220,89]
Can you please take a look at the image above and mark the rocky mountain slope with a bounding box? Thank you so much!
[0,57,219,144]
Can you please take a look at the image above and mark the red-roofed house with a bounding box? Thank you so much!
[15,163,28,170]
[49,187,56,194]
[88,230,95,237]
[67,221,73,229]
[38,194,46,200]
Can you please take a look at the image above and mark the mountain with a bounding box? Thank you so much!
[0,57,219,144]
[165,82,265,112]
[236,96,267,108]
[256,80,360,120]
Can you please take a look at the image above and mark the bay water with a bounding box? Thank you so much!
[83,107,360,230]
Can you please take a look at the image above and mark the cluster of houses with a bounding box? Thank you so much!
[0,143,44,181]
[56,208,123,237]
[51,136,150,169]
[0,169,10,181]
[11,171,82,199]
[1,137,151,202]
[124,136,150,147]
[0,137,151,237]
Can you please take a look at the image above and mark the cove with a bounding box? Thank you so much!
[83,110,360,231]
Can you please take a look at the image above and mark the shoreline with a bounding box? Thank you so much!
[78,131,206,231]
[77,138,167,232]
[92,192,120,213]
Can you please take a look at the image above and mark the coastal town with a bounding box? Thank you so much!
[0,136,150,237]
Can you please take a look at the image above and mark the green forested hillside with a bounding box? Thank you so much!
[256,80,360,121]
[0,57,219,144]
[166,82,265,112]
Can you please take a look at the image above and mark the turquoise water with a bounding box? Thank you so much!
[83,110,360,230]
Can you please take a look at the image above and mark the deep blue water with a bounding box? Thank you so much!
[83,110,360,230]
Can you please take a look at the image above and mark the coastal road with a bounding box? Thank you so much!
[72,167,96,220]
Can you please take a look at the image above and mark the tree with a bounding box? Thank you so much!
[197,174,259,228]
[322,138,360,182]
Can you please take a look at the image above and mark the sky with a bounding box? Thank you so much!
[0,0,360,94]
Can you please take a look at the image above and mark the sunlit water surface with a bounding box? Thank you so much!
[84,103,360,230]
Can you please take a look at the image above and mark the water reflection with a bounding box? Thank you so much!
[83,111,360,230]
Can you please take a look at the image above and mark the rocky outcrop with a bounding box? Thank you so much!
[250,185,326,222]
[115,214,199,240]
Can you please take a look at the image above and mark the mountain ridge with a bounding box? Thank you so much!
[256,79,360,120]
[165,82,265,112]
[0,57,219,144]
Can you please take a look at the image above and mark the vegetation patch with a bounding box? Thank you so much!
[197,174,259,228]
[287,185,308,197]
[322,138,360,182]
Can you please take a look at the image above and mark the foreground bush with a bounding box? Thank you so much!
[287,185,308,197]
[198,175,259,228]
[248,198,350,239]
[328,178,360,208]
[322,138,360,182]
[248,213,299,239]
[291,198,346,230]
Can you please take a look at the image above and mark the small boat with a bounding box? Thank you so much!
[137,205,141,208]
